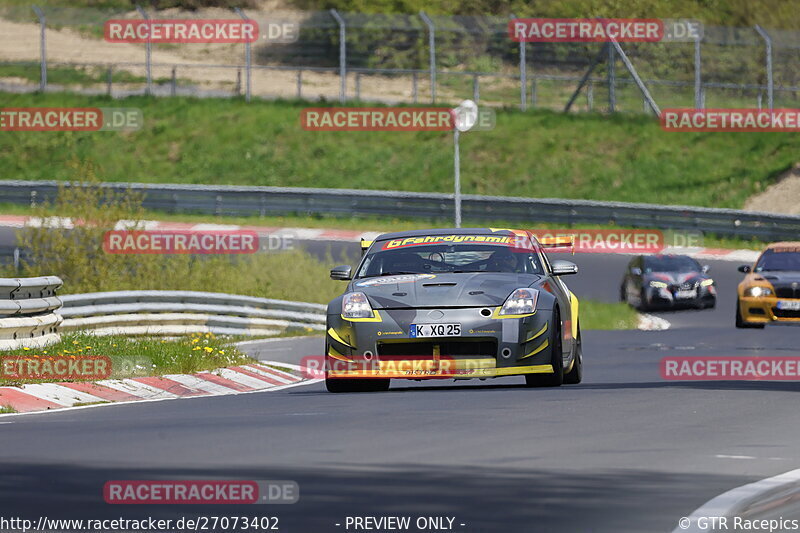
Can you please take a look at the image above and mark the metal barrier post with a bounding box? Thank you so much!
[31,6,47,91]
[171,66,177,96]
[587,82,593,111]
[135,5,152,95]
[355,72,361,100]
[531,77,537,107]
[419,11,436,104]
[412,71,418,103]
[754,25,774,111]
[473,75,479,102]
[234,8,252,102]
[107,66,113,96]
[330,9,346,103]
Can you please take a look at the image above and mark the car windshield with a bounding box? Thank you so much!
[755,249,800,272]
[356,241,543,278]
[644,256,700,273]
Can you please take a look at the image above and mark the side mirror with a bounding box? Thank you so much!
[737,265,751,274]
[631,267,643,276]
[330,265,352,281]
[551,260,578,276]
[702,265,710,273]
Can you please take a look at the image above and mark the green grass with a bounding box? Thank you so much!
[0,92,796,211]
[0,405,16,414]
[579,300,639,330]
[0,332,253,386]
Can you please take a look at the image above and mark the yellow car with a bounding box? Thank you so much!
[736,242,800,328]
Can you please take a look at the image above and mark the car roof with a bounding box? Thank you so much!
[374,228,523,241]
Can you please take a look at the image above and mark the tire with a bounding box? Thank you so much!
[563,324,583,385]
[638,289,650,312]
[525,308,564,388]
[735,299,765,329]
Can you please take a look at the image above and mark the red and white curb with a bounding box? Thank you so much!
[0,215,761,262]
[0,361,318,416]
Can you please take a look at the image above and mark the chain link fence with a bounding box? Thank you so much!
[0,5,798,112]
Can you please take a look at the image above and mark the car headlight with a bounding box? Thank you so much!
[700,279,714,287]
[744,286,772,298]
[342,292,374,318]
[649,281,668,288]
[499,288,539,316]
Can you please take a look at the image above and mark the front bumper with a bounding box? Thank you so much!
[645,284,716,308]
[740,297,800,324]
[326,306,558,379]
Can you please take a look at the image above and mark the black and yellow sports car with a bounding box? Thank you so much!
[324,228,583,392]
[736,242,800,328]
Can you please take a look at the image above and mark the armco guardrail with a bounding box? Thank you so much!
[0,276,63,350]
[3,180,800,240]
[59,290,326,337]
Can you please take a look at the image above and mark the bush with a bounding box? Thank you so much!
[13,162,344,304]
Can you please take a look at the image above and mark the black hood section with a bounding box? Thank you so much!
[351,272,543,309]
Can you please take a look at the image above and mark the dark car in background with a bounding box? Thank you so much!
[621,254,716,311]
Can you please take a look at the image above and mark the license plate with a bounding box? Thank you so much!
[777,300,800,311]
[675,289,697,299]
[410,323,461,338]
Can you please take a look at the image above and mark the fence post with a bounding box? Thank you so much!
[754,25,774,111]
[297,70,302,99]
[355,72,361,100]
[587,81,593,111]
[235,68,241,96]
[135,5,152,95]
[234,8,252,102]
[511,14,526,110]
[171,66,177,96]
[330,9,346,103]
[419,11,436,104]
[412,71,418,103]
[694,34,702,109]
[31,6,47,92]
[607,42,616,112]
[107,66,113,96]
[531,77,537,107]
[473,74,479,102]
[608,40,661,115]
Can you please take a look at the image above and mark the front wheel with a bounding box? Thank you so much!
[525,308,564,388]
[563,324,583,385]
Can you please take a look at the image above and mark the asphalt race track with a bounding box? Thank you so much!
[1,238,799,532]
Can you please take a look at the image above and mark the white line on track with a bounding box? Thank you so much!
[673,467,800,532]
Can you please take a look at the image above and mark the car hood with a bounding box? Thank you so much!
[645,272,708,285]
[351,272,543,309]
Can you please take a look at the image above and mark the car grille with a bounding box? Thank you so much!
[679,282,695,290]
[378,340,497,358]
[773,308,800,319]
[775,286,800,299]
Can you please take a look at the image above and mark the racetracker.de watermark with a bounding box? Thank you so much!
[661,109,800,132]
[0,108,142,132]
[528,229,668,254]
[1,355,112,380]
[662,357,800,381]
[508,18,702,42]
[103,230,259,254]
[104,480,298,504]
[105,19,259,43]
